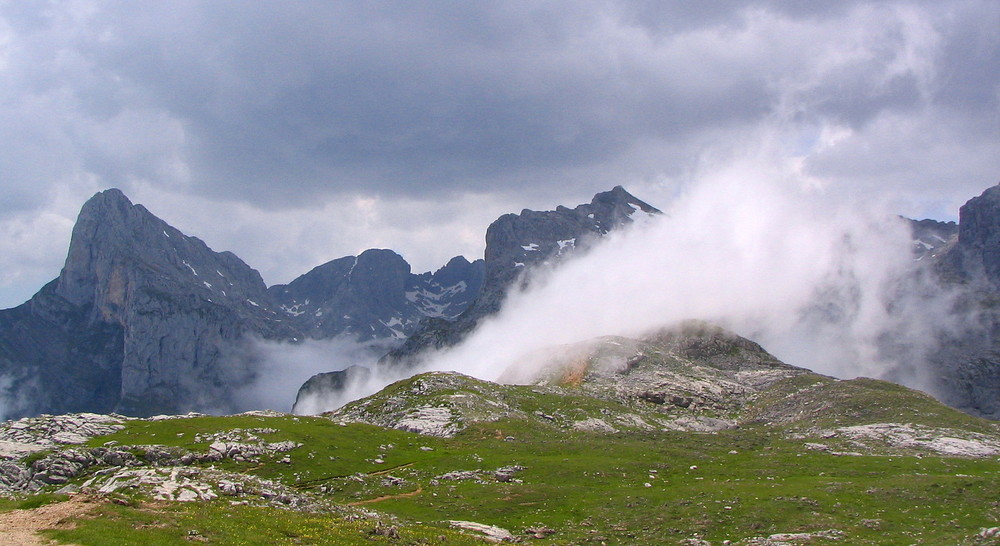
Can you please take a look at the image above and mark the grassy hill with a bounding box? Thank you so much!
[1,324,998,545]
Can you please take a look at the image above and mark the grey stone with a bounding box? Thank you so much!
[292,365,372,414]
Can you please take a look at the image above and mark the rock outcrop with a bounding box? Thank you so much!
[292,365,372,415]
[0,412,305,503]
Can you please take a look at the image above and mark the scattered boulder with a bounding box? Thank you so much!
[0,413,126,457]
[494,465,525,483]
[524,525,556,539]
[571,418,618,434]
[435,471,481,482]
[830,423,1000,457]
[449,520,518,543]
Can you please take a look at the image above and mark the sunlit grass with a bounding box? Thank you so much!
[14,372,1000,545]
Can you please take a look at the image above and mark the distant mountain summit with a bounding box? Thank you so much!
[0,189,297,417]
[268,250,483,344]
[477,185,660,317]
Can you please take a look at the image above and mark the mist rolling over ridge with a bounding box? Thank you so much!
[293,144,974,414]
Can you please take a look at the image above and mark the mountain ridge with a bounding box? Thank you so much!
[0,189,484,418]
[0,188,299,418]
[4,183,1000,423]
[291,185,663,413]
[377,185,662,368]
[268,249,484,344]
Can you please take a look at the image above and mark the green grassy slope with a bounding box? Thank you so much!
[2,326,998,545]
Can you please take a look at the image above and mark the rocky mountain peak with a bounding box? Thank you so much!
[587,185,661,231]
[55,189,272,323]
[480,185,660,315]
[380,186,662,369]
[56,188,152,307]
[348,249,411,307]
[956,182,1000,283]
[0,189,297,418]
[430,256,481,287]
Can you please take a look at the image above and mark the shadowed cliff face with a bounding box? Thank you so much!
[0,280,124,417]
[938,185,1000,287]
[0,189,300,418]
[922,183,1000,419]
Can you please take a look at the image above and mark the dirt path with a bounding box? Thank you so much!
[0,495,97,545]
[349,487,424,506]
[368,462,415,476]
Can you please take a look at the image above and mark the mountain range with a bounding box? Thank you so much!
[0,183,999,421]
[0,189,485,417]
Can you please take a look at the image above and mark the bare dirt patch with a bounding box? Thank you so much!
[349,487,424,506]
[0,495,99,545]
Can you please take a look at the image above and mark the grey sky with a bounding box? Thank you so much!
[0,0,998,308]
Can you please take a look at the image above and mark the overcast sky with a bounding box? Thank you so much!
[0,0,997,308]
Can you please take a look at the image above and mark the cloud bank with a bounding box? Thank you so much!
[233,337,394,414]
[292,133,973,414]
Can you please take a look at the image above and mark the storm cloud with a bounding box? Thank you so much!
[0,1,998,307]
